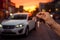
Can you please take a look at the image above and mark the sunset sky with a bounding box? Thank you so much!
[11,0,53,8]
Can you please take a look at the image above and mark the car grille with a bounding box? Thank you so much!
[3,25,15,29]
[2,31,16,34]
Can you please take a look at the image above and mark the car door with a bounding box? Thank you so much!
[28,20,35,31]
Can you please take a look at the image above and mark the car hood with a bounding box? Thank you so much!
[1,20,27,25]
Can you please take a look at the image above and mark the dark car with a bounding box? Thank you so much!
[51,12,60,19]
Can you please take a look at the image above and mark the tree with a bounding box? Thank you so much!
[32,8,39,16]
[19,5,24,12]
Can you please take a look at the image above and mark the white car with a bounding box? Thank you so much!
[0,13,36,36]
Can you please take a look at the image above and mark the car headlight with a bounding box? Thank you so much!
[16,24,24,28]
[0,24,2,28]
[50,14,53,17]
[19,25,23,27]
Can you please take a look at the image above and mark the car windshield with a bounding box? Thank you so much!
[10,14,27,20]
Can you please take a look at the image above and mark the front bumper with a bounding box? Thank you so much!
[0,28,25,35]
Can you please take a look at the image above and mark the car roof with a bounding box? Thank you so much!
[13,12,29,15]
[10,12,32,17]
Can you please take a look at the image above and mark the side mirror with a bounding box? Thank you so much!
[28,17,32,20]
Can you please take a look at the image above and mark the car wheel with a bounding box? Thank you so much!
[33,27,36,30]
[24,28,29,37]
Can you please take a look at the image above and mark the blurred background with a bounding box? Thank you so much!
[0,0,60,40]
[0,0,60,22]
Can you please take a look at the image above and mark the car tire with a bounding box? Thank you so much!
[33,27,36,30]
[24,27,29,37]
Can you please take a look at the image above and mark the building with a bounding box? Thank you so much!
[0,0,15,20]
[39,2,55,12]
[39,0,60,13]
[2,0,10,19]
[0,0,4,20]
[9,2,16,13]
[0,0,3,10]
[39,3,47,12]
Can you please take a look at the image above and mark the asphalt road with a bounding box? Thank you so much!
[0,20,60,40]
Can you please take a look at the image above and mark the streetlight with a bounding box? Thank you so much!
[42,9,46,12]
[49,9,51,12]
[55,8,59,11]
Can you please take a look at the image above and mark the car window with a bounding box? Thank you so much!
[10,14,27,20]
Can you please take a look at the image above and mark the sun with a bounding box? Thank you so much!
[24,6,37,12]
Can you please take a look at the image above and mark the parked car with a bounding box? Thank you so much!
[0,13,36,36]
[50,12,60,19]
